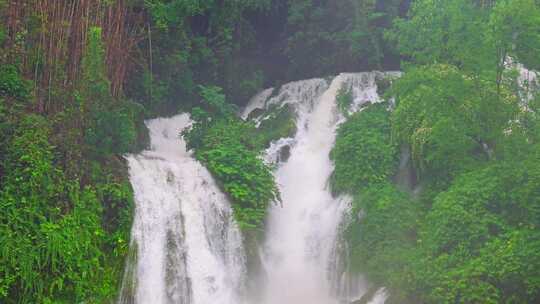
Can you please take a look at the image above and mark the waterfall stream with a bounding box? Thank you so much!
[120,115,246,304]
[257,75,349,304]
[121,72,398,304]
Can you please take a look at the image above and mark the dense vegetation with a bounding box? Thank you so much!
[0,12,136,302]
[0,0,408,301]
[127,0,406,113]
[331,103,398,194]
[2,0,540,302]
[332,0,540,303]
[182,86,279,229]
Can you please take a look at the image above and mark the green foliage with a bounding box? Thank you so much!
[0,115,122,303]
[183,86,279,229]
[375,75,393,97]
[331,103,398,195]
[81,27,109,102]
[389,0,492,74]
[410,156,540,304]
[332,103,415,301]
[197,123,277,229]
[85,102,138,156]
[336,85,353,116]
[0,24,136,303]
[3,0,540,302]
[80,27,137,156]
[88,160,135,259]
[0,64,31,100]
[341,128,540,304]
[285,0,401,78]
[256,103,297,147]
[345,183,418,299]
[518,94,540,146]
[0,24,5,45]
[198,85,236,117]
[233,69,265,103]
[488,0,540,71]
[128,0,404,114]
[390,64,518,179]
[341,2,540,302]
[389,0,540,82]
[144,0,271,30]
[128,0,273,114]
[0,99,17,177]
[144,0,207,29]
[97,181,134,263]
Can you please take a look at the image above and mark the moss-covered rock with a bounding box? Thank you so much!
[257,103,297,147]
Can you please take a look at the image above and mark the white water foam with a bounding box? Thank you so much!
[252,73,398,304]
[122,72,398,304]
[121,114,246,304]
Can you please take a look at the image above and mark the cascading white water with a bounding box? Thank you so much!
[120,114,246,304]
[259,75,349,304]
[121,72,398,304]
[246,72,398,304]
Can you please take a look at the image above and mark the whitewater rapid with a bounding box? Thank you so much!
[121,72,397,304]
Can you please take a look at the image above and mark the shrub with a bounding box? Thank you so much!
[183,86,279,229]
[79,27,138,156]
[0,65,31,100]
[0,115,114,302]
[257,104,297,147]
[345,183,418,295]
[336,85,353,116]
[85,102,138,156]
[331,103,398,195]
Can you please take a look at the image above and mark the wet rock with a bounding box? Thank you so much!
[349,286,380,304]
[392,145,417,193]
[278,144,291,162]
[247,108,265,121]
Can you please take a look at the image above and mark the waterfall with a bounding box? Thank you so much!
[248,72,398,304]
[121,72,398,304]
[120,114,246,304]
[257,75,350,304]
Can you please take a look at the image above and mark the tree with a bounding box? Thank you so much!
[389,0,493,73]
[81,27,137,156]
[488,0,540,91]
[390,64,518,179]
[416,156,540,303]
[331,102,398,194]
[285,0,400,79]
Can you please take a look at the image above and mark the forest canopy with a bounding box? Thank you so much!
[330,0,540,303]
